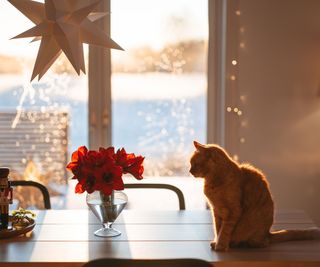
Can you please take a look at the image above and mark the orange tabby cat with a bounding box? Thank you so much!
[190,141,320,251]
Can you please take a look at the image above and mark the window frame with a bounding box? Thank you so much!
[88,0,112,149]
[207,0,227,147]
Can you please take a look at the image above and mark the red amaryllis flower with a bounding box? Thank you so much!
[124,155,144,179]
[115,148,145,179]
[115,148,130,167]
[99,147,116,162]
[66,146,144,195]
[75,172,97,194]
[66,146,88,177]
[98,164,123,195]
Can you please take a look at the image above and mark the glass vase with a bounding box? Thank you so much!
[86,190,127,237]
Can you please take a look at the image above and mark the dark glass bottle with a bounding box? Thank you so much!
[0,167,12,230]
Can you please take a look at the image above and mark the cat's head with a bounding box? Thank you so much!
[189,141,232,178]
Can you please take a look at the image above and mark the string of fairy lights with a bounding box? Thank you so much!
[226,6,247,161]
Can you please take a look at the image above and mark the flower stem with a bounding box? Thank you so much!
[99,190,114,205]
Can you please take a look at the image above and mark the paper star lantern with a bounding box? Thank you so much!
[8,0,123,81]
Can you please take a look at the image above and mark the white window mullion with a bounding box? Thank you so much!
[208,0,240,156]
[88,0,112,149]
[207,0,227,147]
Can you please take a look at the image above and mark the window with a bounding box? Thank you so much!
[0,1,210,177]
[110,0,208,176]
[1,0,211,209]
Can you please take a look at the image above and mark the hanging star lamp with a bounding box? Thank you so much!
[8,0,123,81]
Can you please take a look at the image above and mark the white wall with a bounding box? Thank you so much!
[236,0,320,224]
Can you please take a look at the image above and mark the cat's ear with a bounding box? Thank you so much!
[193,141,207,151]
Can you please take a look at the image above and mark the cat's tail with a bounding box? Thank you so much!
[270,227,320,243]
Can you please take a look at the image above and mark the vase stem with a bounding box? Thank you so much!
[103,222,113,229]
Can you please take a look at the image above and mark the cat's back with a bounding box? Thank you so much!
[240,163,273,209]
[240,163,270,186]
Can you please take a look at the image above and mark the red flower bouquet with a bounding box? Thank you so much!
[66,146,144,195]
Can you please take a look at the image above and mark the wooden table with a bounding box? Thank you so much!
[1,210,320,267]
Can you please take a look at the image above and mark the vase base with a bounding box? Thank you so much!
[94,227,121,237]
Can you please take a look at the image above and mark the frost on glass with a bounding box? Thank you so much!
[137,99,195,176]
[112,0,208,176]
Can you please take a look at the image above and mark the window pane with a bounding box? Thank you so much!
[0,2,88,200]
[111,0,208,176]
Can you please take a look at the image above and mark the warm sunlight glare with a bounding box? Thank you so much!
[0,0,207,54]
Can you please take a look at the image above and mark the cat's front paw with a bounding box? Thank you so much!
[210,241,229,252]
